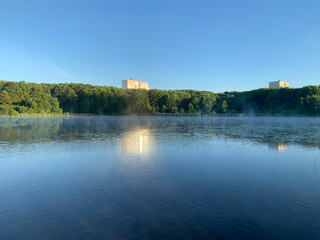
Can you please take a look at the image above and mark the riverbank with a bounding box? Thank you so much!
[1,80,320,117]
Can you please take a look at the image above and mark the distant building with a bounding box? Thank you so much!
[269,80,290,89]
[122,79,149,90]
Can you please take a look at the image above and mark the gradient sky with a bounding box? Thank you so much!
[0,0,320,92]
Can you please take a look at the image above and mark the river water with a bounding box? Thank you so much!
[0,116,320,239]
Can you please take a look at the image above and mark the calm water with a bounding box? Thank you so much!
[0,116,320,240]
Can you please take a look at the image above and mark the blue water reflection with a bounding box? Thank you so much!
[0,116,320,239]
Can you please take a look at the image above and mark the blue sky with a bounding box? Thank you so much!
[0,0,320,92]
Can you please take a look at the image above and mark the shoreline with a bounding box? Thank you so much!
[0,113,319,118]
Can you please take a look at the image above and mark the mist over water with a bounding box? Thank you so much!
[1,116,320,239]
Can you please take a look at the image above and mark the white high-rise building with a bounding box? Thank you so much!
[122,79,149,90]
[269,80,290,89]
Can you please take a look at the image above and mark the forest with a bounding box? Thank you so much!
[0,80,320,116]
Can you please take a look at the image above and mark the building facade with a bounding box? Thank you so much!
[269,80,290,88]
[122,79,149,90]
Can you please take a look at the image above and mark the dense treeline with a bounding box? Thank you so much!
[0,81,62,115]
[1,80,320,116]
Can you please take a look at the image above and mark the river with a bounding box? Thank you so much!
[0,116,320,239]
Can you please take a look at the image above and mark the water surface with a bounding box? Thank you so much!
[0,116,320,240]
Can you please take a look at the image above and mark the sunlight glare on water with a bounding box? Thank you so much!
[0,116,320,240]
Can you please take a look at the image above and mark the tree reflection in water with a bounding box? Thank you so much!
[0,116,320,151]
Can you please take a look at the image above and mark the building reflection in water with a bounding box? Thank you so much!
[121,129,152,155]
[268,142,288,152]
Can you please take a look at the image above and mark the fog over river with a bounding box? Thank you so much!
[0,116,320,239]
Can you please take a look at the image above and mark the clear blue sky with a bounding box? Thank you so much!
[0,0,319,92]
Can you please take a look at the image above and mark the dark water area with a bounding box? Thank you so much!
[0,116,320,240]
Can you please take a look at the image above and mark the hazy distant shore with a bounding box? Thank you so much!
[1,80,320,116]
[1,112,320,118]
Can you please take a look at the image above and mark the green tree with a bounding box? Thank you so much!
[0,90,12,104]
[218,100,228,114]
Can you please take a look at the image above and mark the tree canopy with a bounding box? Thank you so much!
[0,80,320,116]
